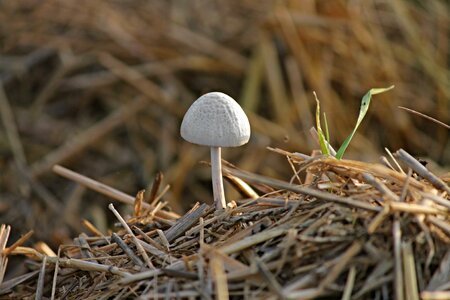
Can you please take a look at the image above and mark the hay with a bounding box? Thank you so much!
[0,1,449,298]
[1,148,449,299]
[1,0,449,229]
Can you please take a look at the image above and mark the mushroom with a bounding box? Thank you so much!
[180,92,251,210]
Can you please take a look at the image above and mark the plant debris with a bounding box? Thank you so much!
[1,1,449,299]
[1,0,449,248]
[1,148,449,299]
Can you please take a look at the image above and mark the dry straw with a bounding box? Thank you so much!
[0,0,449,299]
[1,147,449,299]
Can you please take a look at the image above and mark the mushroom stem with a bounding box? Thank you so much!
[210,146,226,210]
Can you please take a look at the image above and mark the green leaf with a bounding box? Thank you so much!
[323,112,330,144]
[335,85,395,160]
[314,92,329,156]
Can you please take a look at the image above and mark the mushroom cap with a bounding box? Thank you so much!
[180,92,251,147]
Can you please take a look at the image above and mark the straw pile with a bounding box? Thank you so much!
[0,0,449,299]
[1,1,449,239]
[1,147,449,299]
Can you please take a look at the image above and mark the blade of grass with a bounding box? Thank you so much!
[313,92,329,156]
[323,112,330,144]
[335,85,394,159]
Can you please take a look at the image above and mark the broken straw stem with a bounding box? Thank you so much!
[395,149,450,194]
[210,146,226,210]
[52,165,179,220]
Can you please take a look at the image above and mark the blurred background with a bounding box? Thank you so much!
[0,0,449,276]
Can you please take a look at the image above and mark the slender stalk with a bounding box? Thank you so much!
[210,147,226,210]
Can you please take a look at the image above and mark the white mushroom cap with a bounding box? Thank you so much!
[180,92,250,147]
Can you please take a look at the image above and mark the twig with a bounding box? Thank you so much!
[224,174,259,199]
[111,233,145,268]
[362,173,400,202]
[164,203,209,243]
[385,148,405,174]
[132,227,172,259]
[119,260,187,285]
[53,165,179,220]
[341,266,356,300]
[380,156,398,172]
[134,190,145,217]
[368,205,390,234]
[421,192,450,210]
[3,230,34,256]
[82,219,105,237]
[45,256,131,277]
[0,270,40,294]
[352,275,393,299]
[0,225,11,285]
[426,250,450,291]
[156,229,170,251]
[146,172,163,204]
[35,242,56,257]
[399,169,413,202]
[421,291,450,300]
[395,149,450,194]
[109,204,153,269]
[210,254,230,300]
[119,268,162,285]
[35,256,47,300]
[254,257,285,299]
[402,242,420,300]
[224,167,380,212]
[319,241,362,289]
[220,227,287,255]
[428,216,450,236]
[393,219,404,300]
[389,202,447,215]
[151,184,171,205]
[50,248,61,300]
[76,233,95,259]
[398,106,450,130]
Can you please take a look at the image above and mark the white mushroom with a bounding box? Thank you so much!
[180,92,251,210]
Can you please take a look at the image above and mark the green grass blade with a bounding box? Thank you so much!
[314,92,329,156]
[335,85,395,159]
[323,112,330,144]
